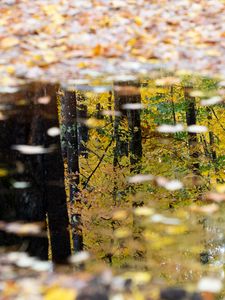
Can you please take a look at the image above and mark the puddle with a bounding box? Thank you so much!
[0,75,225,295]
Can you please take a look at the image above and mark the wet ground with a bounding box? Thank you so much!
[0,76,225,299]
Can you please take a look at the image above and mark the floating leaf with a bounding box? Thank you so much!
[0,36,19,49]
[134,207,154,216]
[47,127,61,137]
[12,181,30,189]
[150,214,180,225]
[16,256,36,268]
[70,251,90,264]
[114,86,140,96]
[187,125,208,133]
[12,144,55,155]
[37,96,51,105]
[190,204,219,214]
[200,96,223,106]
[0,221,45,236]
[164,180,183,191]
[32,260,52,272]
[189,90,205,97]
[128,174,154,183]
[197,277,222,293]
[101,110,121,117]
[155,77,180,86]
[205,192,225,203]
[122,103,144,110]
[157,124,184,133]
[156,177,183,191]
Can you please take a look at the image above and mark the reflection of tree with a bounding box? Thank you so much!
[59,90,83,252]
[0,83,71,262]
[77,92,89,158]
[113,85,129,167]
[184,87,200,174]
[170,86,177,125]
[113,81,142,170]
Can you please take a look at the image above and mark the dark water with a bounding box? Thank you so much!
[0,77,225,295]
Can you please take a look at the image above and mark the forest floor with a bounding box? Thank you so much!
[0,0,225,88]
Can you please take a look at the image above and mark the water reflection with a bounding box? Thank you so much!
[0,82,70,263]
[0,77,225,292]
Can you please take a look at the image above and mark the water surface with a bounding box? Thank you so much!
[0,76,225,296]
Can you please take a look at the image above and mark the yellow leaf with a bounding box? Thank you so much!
[134,17,143,26]
[6,65,15,74]
[77,62,88,68]
[44,286,77,300]
[43,51,58,64]
[0,37,19,49]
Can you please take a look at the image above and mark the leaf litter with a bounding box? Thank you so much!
[0,0,225,88]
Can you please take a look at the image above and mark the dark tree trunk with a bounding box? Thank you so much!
[77,92,89,158]
[0,117,20,248]
[59,89,83,252]
[126,92,142,171]
[15,111,49,260]
[113,81,142,170]
[170,86,176,125]
[113,85,129,167]
[184,88,200,174]
[40,87,71,262]
[206,108,217,163]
